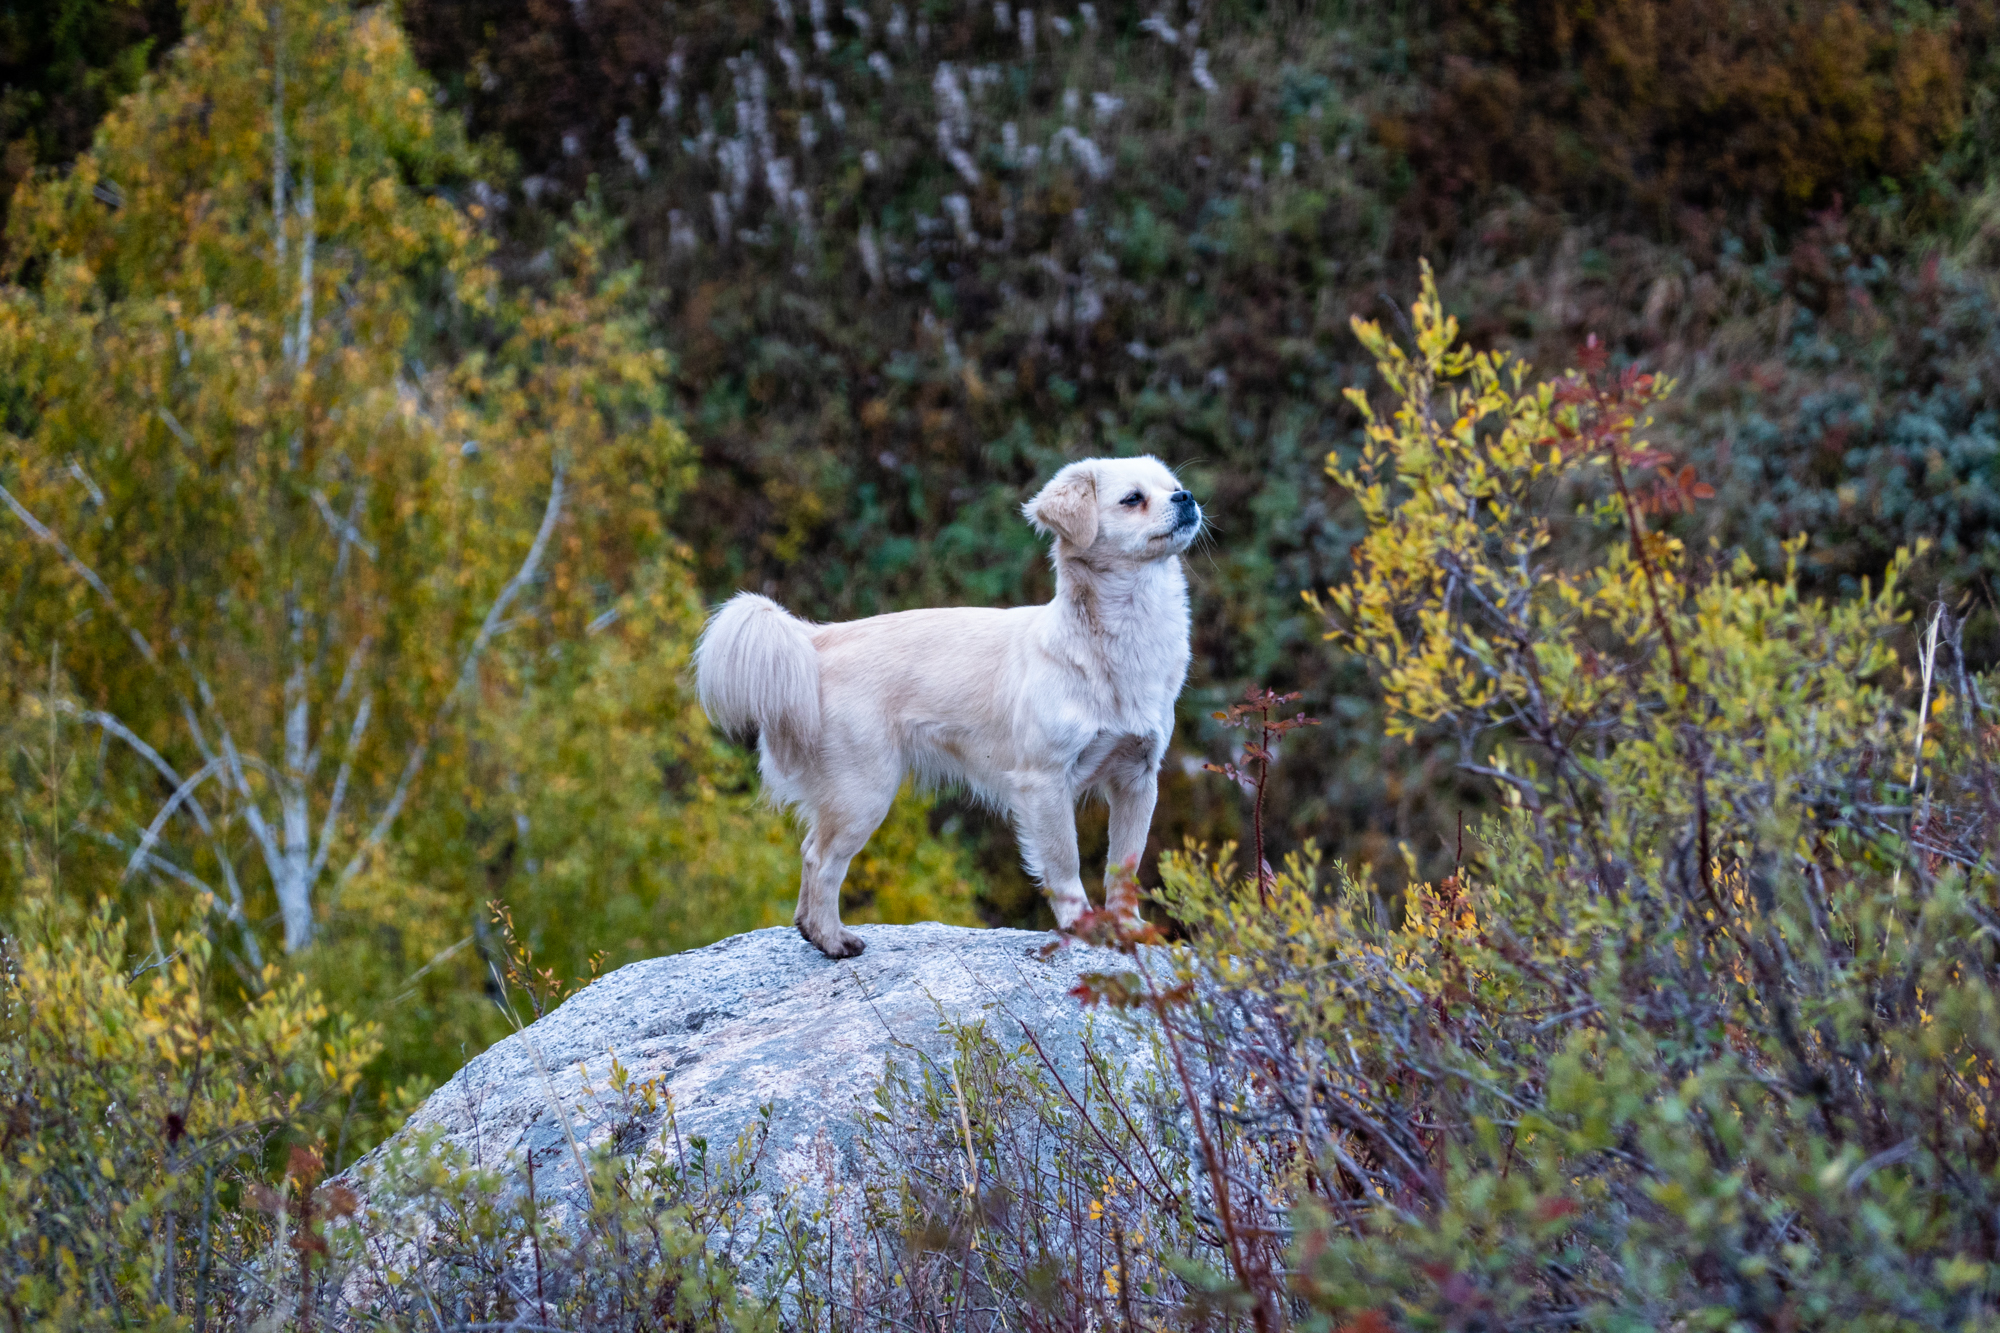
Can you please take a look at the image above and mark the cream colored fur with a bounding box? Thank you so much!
[694,456,1201,958]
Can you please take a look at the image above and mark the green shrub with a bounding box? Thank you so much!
[1228,268,1997,1327]
[0,887,792,1330]
[0,894,377,1329]
[830,268,2000,1330]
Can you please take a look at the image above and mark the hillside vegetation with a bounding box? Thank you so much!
[395,0,2000,908]
[5,0,2000,1325]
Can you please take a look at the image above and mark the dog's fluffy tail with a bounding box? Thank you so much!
[694,592,822,771]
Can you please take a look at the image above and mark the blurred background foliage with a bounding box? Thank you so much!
[7,0,2000,1144]
[0,0,180,218]
[389,0,2000,910]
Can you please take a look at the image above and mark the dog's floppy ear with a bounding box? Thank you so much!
[1022,466,1099,548]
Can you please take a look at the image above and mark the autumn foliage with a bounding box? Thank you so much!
[1399,0,1981,232]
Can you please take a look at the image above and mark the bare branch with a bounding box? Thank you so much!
[272,44,287,267]
[313,490,377,561]
[329,637,371,711]
[1,483,159,666]
[305,638,372,773]
[338,461,567,889]
[65,702,254,926]
[309,693,370,885]
[78,820,263,970]
[294,173,315,371]
[17,467,274,903]
[1457,761,1547,808]
[176,697,218,766]
[64,457,105,506]
[218,723,284,880]
[156,407,196,449]
[168,642,283,883]
[65,703,187,792]
[458,461,569,693]
[120,755,224,885]
[94,827,216,898]
[345,740,428,889]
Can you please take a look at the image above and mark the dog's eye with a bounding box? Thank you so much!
[1120,491,1144,507]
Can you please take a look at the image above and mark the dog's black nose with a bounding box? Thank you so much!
[1171,490,1195,509]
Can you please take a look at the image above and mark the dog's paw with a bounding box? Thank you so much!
[1050,895,1088,930]
[799,922,868,959]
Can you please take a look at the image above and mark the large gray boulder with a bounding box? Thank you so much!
[352,922,1144,1228]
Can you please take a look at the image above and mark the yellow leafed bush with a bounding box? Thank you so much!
[0,894,377,1328]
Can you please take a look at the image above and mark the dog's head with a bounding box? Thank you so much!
[1022,456,1203,562]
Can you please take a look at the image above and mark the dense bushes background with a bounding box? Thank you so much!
[381,0,2000,912]
[781,278,2000,1330]
[14,0,2000,926]
[0,0,180,220]
[1408,0,1985,230]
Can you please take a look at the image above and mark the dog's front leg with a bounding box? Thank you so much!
[1009,770,1089,928]
[1103,764,1158,924]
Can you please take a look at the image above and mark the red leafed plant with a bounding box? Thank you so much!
[1204,686,1321,902]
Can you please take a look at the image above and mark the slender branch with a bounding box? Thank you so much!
[216,715,284,879]
[294,173,315,372]
[1599,430,1685,685]
[156,407,196,449]
[65,705,191,808]
[458,462,568,693]
[78,821,261,969]
[337,462,567,888]
[1127,946,1278,1329]
[1600,415,1722,919]
[305,639,370,773]
[1455,763,1546,808]
[120,756,223,885]
[1906,610,1943,796]
[311,490,377,561]
[1008,1009,1188,1220]
[2,483,159,665]
[71,700,254,934]
[1891,605,1944,894]
[272,32,287,268]
[90,827,216,899]
[308,693,370,885]
[165,642,284,888]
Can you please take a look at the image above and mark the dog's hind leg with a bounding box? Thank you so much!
[795,782,896,959]
[1009,770,1089,928]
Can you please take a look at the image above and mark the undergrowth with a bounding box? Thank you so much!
[8,270,2000,1330]
[804,268,2000,1330]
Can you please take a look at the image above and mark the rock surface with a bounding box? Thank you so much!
[352,922,1141,1225]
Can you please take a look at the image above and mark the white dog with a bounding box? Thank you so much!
[694,456,1201,958]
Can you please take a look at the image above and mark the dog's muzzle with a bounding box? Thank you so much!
[1170,489,1201,533]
